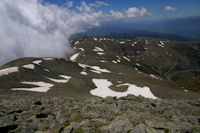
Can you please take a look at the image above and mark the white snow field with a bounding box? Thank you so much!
[70,53,80,62]
[23,64,35,69]
[12,82,54,92]
[0,67,19,76]
[90,79,158,99]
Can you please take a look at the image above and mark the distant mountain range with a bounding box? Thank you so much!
[73,16,200,41]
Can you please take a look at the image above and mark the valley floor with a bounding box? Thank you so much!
[0,90,200,133]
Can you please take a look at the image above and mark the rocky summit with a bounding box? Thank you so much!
[0,36,200,133]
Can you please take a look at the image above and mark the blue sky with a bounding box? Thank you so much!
[43,0,200,20]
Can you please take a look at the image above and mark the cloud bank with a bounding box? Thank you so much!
[0,0,151,66]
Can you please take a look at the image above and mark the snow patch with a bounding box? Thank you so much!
[23,64,35,69]
[97,52,104,55]
[90,79,158,99]
[120,41,125,44]
[93,37,98,41]
[70,53,80,62]
[136,63,140,66]
[93,47,104,52]
[78,48,84,51]
[12,82,54,92]
[149,74,160,80]
[74,41,79,45]
[59,75,72,80]
[100,60,106,63]
[80,71,87,75]
[0,67,19,76]
[158,41,165,48]
[91,66,111,73]
[44,69,50,72]
[43,58,54,60]
[112,60,117,64]
[33,60,42,65]
[123,56,131,61]
[46,75,71,83]
[79,63,110,73]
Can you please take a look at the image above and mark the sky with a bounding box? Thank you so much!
[0,0,199,65]
[43,0,200,20]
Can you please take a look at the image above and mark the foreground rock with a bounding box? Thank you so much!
[0,91,200,133]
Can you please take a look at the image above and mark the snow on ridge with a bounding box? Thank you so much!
[70,53,80,62]
[90,79,158,99]
[93,47,104,52]
[12,82,54,92]
[0,67,19,76]
[23,64,35,70]
[33,60,42,65]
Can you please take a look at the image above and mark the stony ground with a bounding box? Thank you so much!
[0,91,200,133]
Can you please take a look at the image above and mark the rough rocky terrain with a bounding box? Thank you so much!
[0,90,200,133]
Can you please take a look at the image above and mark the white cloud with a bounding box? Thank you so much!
[165,6,178,12]
[0,0,102,65]
[126,7,152,18]
[89,1,109,7]
[109,10,124,20]
[0,0,151,65]
[76,1,92,12]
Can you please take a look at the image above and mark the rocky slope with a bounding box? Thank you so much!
[0,91,200,133]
